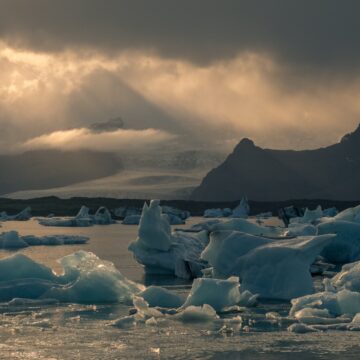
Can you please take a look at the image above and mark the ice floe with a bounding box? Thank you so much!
[39,206,115,227]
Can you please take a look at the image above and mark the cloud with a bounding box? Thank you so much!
[0,0,360,74]
[21,127,175,152]
[2,44,360,155]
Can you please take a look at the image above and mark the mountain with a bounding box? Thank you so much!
[191,124,360,201]
[0,150,122,195]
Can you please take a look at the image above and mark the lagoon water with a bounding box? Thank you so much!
[0,218,359,359]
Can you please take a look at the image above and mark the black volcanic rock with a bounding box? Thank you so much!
[0,150,122,195]
[191,125,360,201]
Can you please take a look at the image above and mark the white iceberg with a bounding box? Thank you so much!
[331,260,360,292]
[289,205,323,225]
[174,304,219,323]
[286,223,317,237]
[129,200,208,279]
[289,289,360,318]
[182,276,256,312]
[201,230,335,300]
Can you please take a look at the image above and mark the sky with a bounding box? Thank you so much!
[1,0,360,154]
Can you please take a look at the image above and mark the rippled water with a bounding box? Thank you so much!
[0,218,359,359]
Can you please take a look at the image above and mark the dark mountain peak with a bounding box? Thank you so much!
[191,124,360,202]
[234,138,256,152]
[340,123,360,144]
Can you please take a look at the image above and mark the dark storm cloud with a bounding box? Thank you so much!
[1,0,360,71]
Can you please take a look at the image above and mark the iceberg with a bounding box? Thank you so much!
[0,251,144,303]
[39,206,115,227]
[203,208,225,218]
[139,286,184,308]
[209,218,283,237]
[331,260,360,292]
[174,304,219,323]
[201,231,335,299]
[230,196,250,218]
[122,215,141,225]
[286,223,317,237]
[181,276,256,312]
[289,205,323,225]
[0,207,32,221]
[317,220,360,263]
[0,231,88,249]
[290,289,360,318]
[334,204,360,222]
[129,200,208,279]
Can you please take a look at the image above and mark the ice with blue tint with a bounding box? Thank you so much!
[128,200,208,279]
[317,220,360,263]
[231,196,250,218]
[39,206,115,227]
[139,286,184,308]
[201,230,335,299]
[0,230,88,249]
[182,276,257,312]
[0,207,32,221]
[331,260,360,292]
[210,218,283,237]
[290,205,323,225]
[334,204,360,222]
[122,214,141,225]
[0,251,144,303]
[203,208,225,218]
[286,223,317,237]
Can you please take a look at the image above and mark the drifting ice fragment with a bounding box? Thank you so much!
[231,196,250,218]
[129,200,208,279]
[201,231,335,299]
[139,286,184,308]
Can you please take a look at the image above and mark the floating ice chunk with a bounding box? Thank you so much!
[334,204,360,222]
[202,231,335,299]
[11,207,32,221]
[185,219,222,232]
[139,286,184,308]
[286,224,317,237]
[291,206,323,225]
[332,260,360,292]
[161,206,190,221]
[165,214,185,225]
[290,289,360,318]
[133,296,163,319]
[287,323,318,333]
[39,206,115,227]
[0,207,32,221]
[175,304,219,323]
[231,196,249,218]
[46,251,144,303]
[129,200,208,279]
[182,277,242,312]
[22,234,88,246]
[0,251,143,303]
[122,215,141,225]
[210,219,282,237]
[111,315,137,328]
[317,220,360,263]
[93,207,115,225]
[323,207,338,217]
[137,200,172,251]
[0,231,29,249]
[204,208,224,218]
[0,231,88,248]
